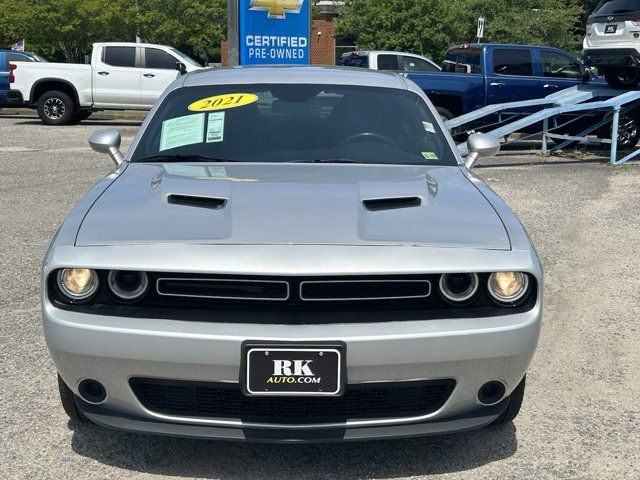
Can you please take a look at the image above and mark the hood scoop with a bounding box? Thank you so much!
[76,163,511,250]
[363,196,422,212]
[167,194,227,210]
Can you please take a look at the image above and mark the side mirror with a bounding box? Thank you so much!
[465,133,500,168]
[89,128,124,165]
[581,65,592,83]
[175,61,187,75]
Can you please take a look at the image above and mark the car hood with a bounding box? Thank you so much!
[75,163,510,250]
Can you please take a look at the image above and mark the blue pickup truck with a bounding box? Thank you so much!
[404,43,603,120]
[344,43,640,147]
[406,44,640,147]
[0,50,46,108]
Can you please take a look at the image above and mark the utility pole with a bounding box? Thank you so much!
[227,0,240,66]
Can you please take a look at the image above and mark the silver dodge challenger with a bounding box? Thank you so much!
[43,66,543,442]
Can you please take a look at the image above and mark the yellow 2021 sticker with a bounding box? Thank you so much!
[188,93,258,112]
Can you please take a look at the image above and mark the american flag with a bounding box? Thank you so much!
[11,39,25,52]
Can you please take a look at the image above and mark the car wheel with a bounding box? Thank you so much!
[71,110,92,123]
[603,67,640,90]
[57,373,88,422]
[37,90,75,125]
[436,107,454,122]
[492,375,526,425]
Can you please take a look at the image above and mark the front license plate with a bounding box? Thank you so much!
[605,24,617,34]
[243,344,344,396]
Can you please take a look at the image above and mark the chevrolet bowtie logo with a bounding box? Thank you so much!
[249,0,304,19]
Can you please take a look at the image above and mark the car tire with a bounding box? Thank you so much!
[603,67,640,90]
[57,373,88,422]
[436,106,454,122]
[37,90,75,126]
[492,375,526,425]
[71,110,92,123]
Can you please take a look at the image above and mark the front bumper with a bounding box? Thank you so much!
[584,48,640,68]
[45,297,541,441]
[77,396,509,442]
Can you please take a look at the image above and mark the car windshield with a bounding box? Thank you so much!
[131,83,457,166]
[594,0,640,15]
[169,48,202,67]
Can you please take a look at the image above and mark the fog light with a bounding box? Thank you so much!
[78,379,107,404]
[478,381,505,405]
[488,272,529,304]
[439,273,479,303]
[57,268,99,301]
[107,270,149,302]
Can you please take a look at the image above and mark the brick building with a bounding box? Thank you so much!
[221,1,351,67]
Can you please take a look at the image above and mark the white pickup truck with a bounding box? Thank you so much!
[7,42,203,125]
[339,50,441,72]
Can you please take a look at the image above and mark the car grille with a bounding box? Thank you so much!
[155,276,432,303]
[130,378,456,424]
[299,279,431,301]
[52,272,538,322]
[157,278,290,301]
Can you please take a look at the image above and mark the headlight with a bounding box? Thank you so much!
[107,270,149,302]
[57,268,99,301]
[488,272,530,304]
[439,273,479,303]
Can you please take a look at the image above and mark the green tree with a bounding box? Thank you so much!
[335,0,585,63]
[334,0,465,62]
[0,0,225,64]
[0,0,133,62]
[464,0,584,54]
[134,0,226,64]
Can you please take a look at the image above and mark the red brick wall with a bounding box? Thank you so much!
[310,15,337,65]
[221,38,229,66]
[221,16,336,66]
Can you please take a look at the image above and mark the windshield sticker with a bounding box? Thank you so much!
[188,93,258,112]
[422,152,439,161]
[206,112,226,143]
[208,166,228,178]
[162,164,213,178]
[423,121,436,133]
[160,113,205,152]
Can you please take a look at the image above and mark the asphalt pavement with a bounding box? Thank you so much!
[0,110,638,479]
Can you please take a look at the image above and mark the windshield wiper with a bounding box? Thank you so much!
[137,154,239,163]
[290,158,370,164]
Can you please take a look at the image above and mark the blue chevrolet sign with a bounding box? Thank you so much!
[239,0,310,65]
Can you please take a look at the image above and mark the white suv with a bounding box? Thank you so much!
[584,0,640,89]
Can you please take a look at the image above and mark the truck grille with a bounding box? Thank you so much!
[130,378,456,424]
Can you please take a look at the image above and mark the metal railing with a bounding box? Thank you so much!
[448,84,640,165]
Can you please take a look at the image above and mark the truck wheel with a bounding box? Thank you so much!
[37,90,75,125]
[57,373,88,422]
[436,107,454,122]
[492,375,526,425]
[603,67,640,90]
[71,110,92,123]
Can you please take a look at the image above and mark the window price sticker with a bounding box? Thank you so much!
[207,112,226,143]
